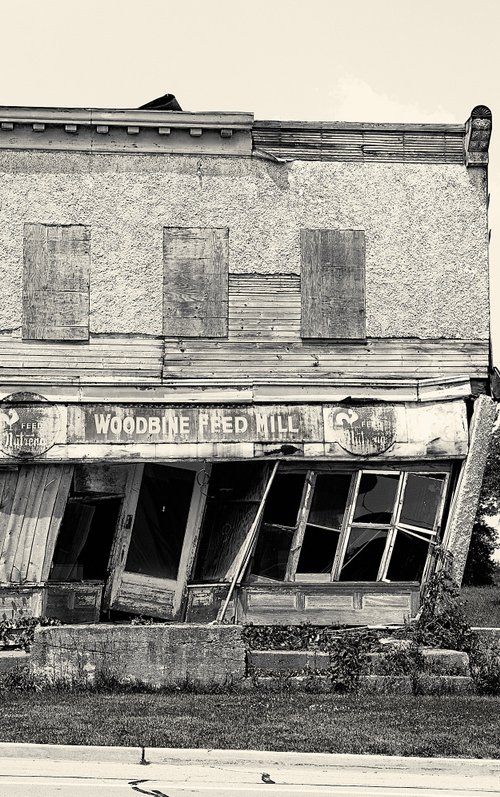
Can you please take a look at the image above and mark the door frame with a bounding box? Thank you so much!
[103,462,210,619]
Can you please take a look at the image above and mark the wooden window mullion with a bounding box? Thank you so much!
[331,471,360,581]
[378,472,406,581]
[285,471,316,580]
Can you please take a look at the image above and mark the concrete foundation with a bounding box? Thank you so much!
[30,624,246,688]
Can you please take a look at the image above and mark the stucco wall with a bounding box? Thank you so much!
[0,150,489,339]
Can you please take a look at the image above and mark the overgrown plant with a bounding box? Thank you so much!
[326,630,373,692]
[243,624,375,692]
[0,616,61,652]
[408,566,475,652]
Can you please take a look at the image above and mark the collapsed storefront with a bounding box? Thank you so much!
[0,389,494,626]
[0,101,494,627]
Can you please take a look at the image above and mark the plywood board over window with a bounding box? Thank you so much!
[163,227,228,338]
[301,229,366,339]
[23,223,90,341]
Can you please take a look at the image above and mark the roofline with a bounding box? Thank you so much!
[0,106,254,129]
[0,105,468,133]
[254,119,465,133]
[0,105,491,164]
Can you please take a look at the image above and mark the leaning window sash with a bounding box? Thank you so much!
[378,471,449,582]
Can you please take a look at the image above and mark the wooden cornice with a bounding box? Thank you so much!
[0,105,492,164]
[0,106,254,156]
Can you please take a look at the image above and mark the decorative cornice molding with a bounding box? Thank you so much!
[0,107,254,156]
[465,105,492,167]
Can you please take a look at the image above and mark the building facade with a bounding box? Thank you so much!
[0,100,495,626]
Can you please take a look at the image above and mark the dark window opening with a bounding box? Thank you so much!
[195,463,271,581]
[339,528,388,581]
[125,464,194,580]
[250,472,307,581]
[399,474,445,530]
[387,530,430,581]
[353,473,399,523]
[251,524,294,581]
[297,525,339,574]
[50,496,121,582]
[295,473,350,575]
[260,473,306,527]
[308,473,351,530]
[191,465,449,587]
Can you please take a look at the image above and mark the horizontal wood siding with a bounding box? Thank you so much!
[162,339,489,380]
[252,123,465,163]
[0,335,488,384]
[0,336,163,384]
[229,274,301,340]
[23,224,90,341]
[163,227,228,338]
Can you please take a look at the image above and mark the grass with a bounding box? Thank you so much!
[462,569,500,627]
[1,690,500,758]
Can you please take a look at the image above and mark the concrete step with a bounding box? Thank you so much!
[247,647,471,677]
[245,674,475,694]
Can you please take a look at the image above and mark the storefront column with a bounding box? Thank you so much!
[441,395,496,584]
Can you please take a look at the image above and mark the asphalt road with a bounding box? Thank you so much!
[0,744,499,797]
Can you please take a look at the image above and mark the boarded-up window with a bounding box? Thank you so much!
[163,227,228,337]
[300,229,365,339]
[23,224,90,341]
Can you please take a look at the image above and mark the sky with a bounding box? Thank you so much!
[2,0,499,358]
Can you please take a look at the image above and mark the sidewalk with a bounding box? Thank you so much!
[1,742,500,793]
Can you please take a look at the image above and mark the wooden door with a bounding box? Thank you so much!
[103,462,208,620]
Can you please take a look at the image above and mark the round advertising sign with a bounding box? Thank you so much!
[0,392,62,458]
[329,405,397,456]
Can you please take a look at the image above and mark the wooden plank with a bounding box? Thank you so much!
[23,224,90,341]
[0,468,35,582]
[112,571,174,619]
[40,465,74,581]
[0,469,19,580]
[163,227,228,338]
[162,337,488,380]
[27,466,64,581]
[229,273,301,341]
[238,584,418,625]
[12,466,50,583]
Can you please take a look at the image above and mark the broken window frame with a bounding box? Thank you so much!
[245,466,450,585]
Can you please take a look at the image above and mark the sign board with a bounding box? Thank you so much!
[0,397,468,461]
